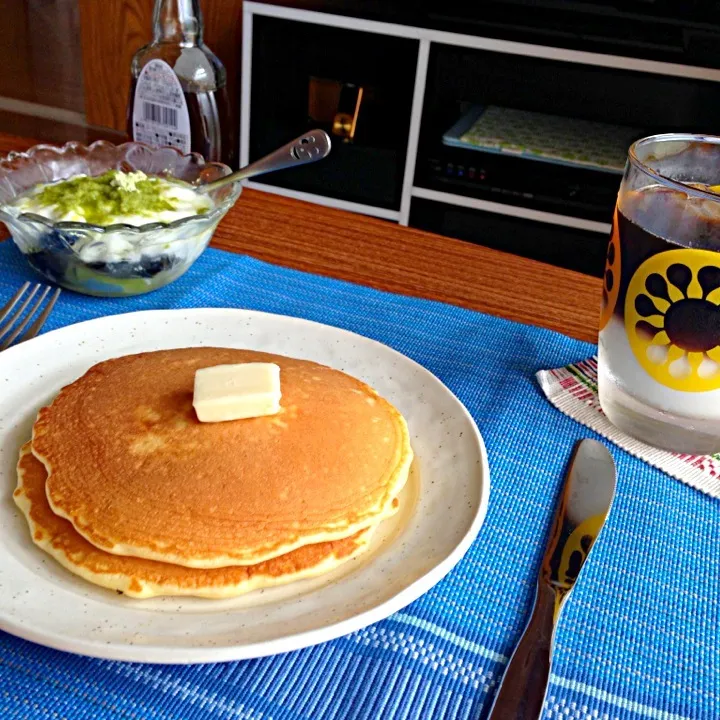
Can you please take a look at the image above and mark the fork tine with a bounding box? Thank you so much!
[0,286,51,351]
[17,287,61,345]
[0,281,31,325]
[0,283,40,342]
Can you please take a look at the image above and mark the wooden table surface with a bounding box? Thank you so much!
[0,130,601,343]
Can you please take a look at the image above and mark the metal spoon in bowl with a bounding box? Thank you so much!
[197,129,332,194]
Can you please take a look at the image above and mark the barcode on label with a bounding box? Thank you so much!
[142,102,178,128]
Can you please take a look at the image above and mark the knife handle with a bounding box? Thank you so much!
[486,581,557,720]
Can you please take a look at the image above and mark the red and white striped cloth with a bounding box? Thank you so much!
[537,356,720,498]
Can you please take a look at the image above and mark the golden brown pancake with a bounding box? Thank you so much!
[33,348,413,568]
[15,444,388,599]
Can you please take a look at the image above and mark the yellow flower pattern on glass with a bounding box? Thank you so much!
[599,207,621,331]
[625,248,720,392]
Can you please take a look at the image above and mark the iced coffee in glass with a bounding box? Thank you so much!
[598,134,720,454]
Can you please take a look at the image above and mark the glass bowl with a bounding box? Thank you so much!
[0,141,241,296]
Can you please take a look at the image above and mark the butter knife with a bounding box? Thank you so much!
[487,439,616,720]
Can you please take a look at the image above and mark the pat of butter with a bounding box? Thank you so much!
[193,363,281,423]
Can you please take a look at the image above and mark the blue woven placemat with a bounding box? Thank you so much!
[1,240,718,720]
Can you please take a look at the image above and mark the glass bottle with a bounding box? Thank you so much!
[127,0,236,167]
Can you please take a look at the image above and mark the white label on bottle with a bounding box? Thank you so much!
[132,59,191,154]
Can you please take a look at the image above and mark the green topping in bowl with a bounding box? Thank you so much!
[31,170,186,225]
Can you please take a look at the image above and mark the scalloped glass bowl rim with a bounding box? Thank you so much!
[0,140,242,236]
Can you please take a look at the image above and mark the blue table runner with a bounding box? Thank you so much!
[1,240,718,720]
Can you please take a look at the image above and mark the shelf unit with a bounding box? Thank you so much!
[240,1,720,266]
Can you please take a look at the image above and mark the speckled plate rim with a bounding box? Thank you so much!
[0,308,489,664]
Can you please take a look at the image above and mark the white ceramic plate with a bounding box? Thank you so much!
[0,308,489,664]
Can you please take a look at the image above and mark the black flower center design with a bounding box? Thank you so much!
[634,263,720,352]
[664,299,720,353]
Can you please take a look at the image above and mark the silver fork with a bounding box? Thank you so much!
[0,282,61,351]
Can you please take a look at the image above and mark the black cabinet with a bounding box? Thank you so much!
[242,3,720,275]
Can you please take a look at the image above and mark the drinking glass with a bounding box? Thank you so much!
[598,133,720,454]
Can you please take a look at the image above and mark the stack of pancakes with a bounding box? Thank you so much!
[14,348,413,599]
